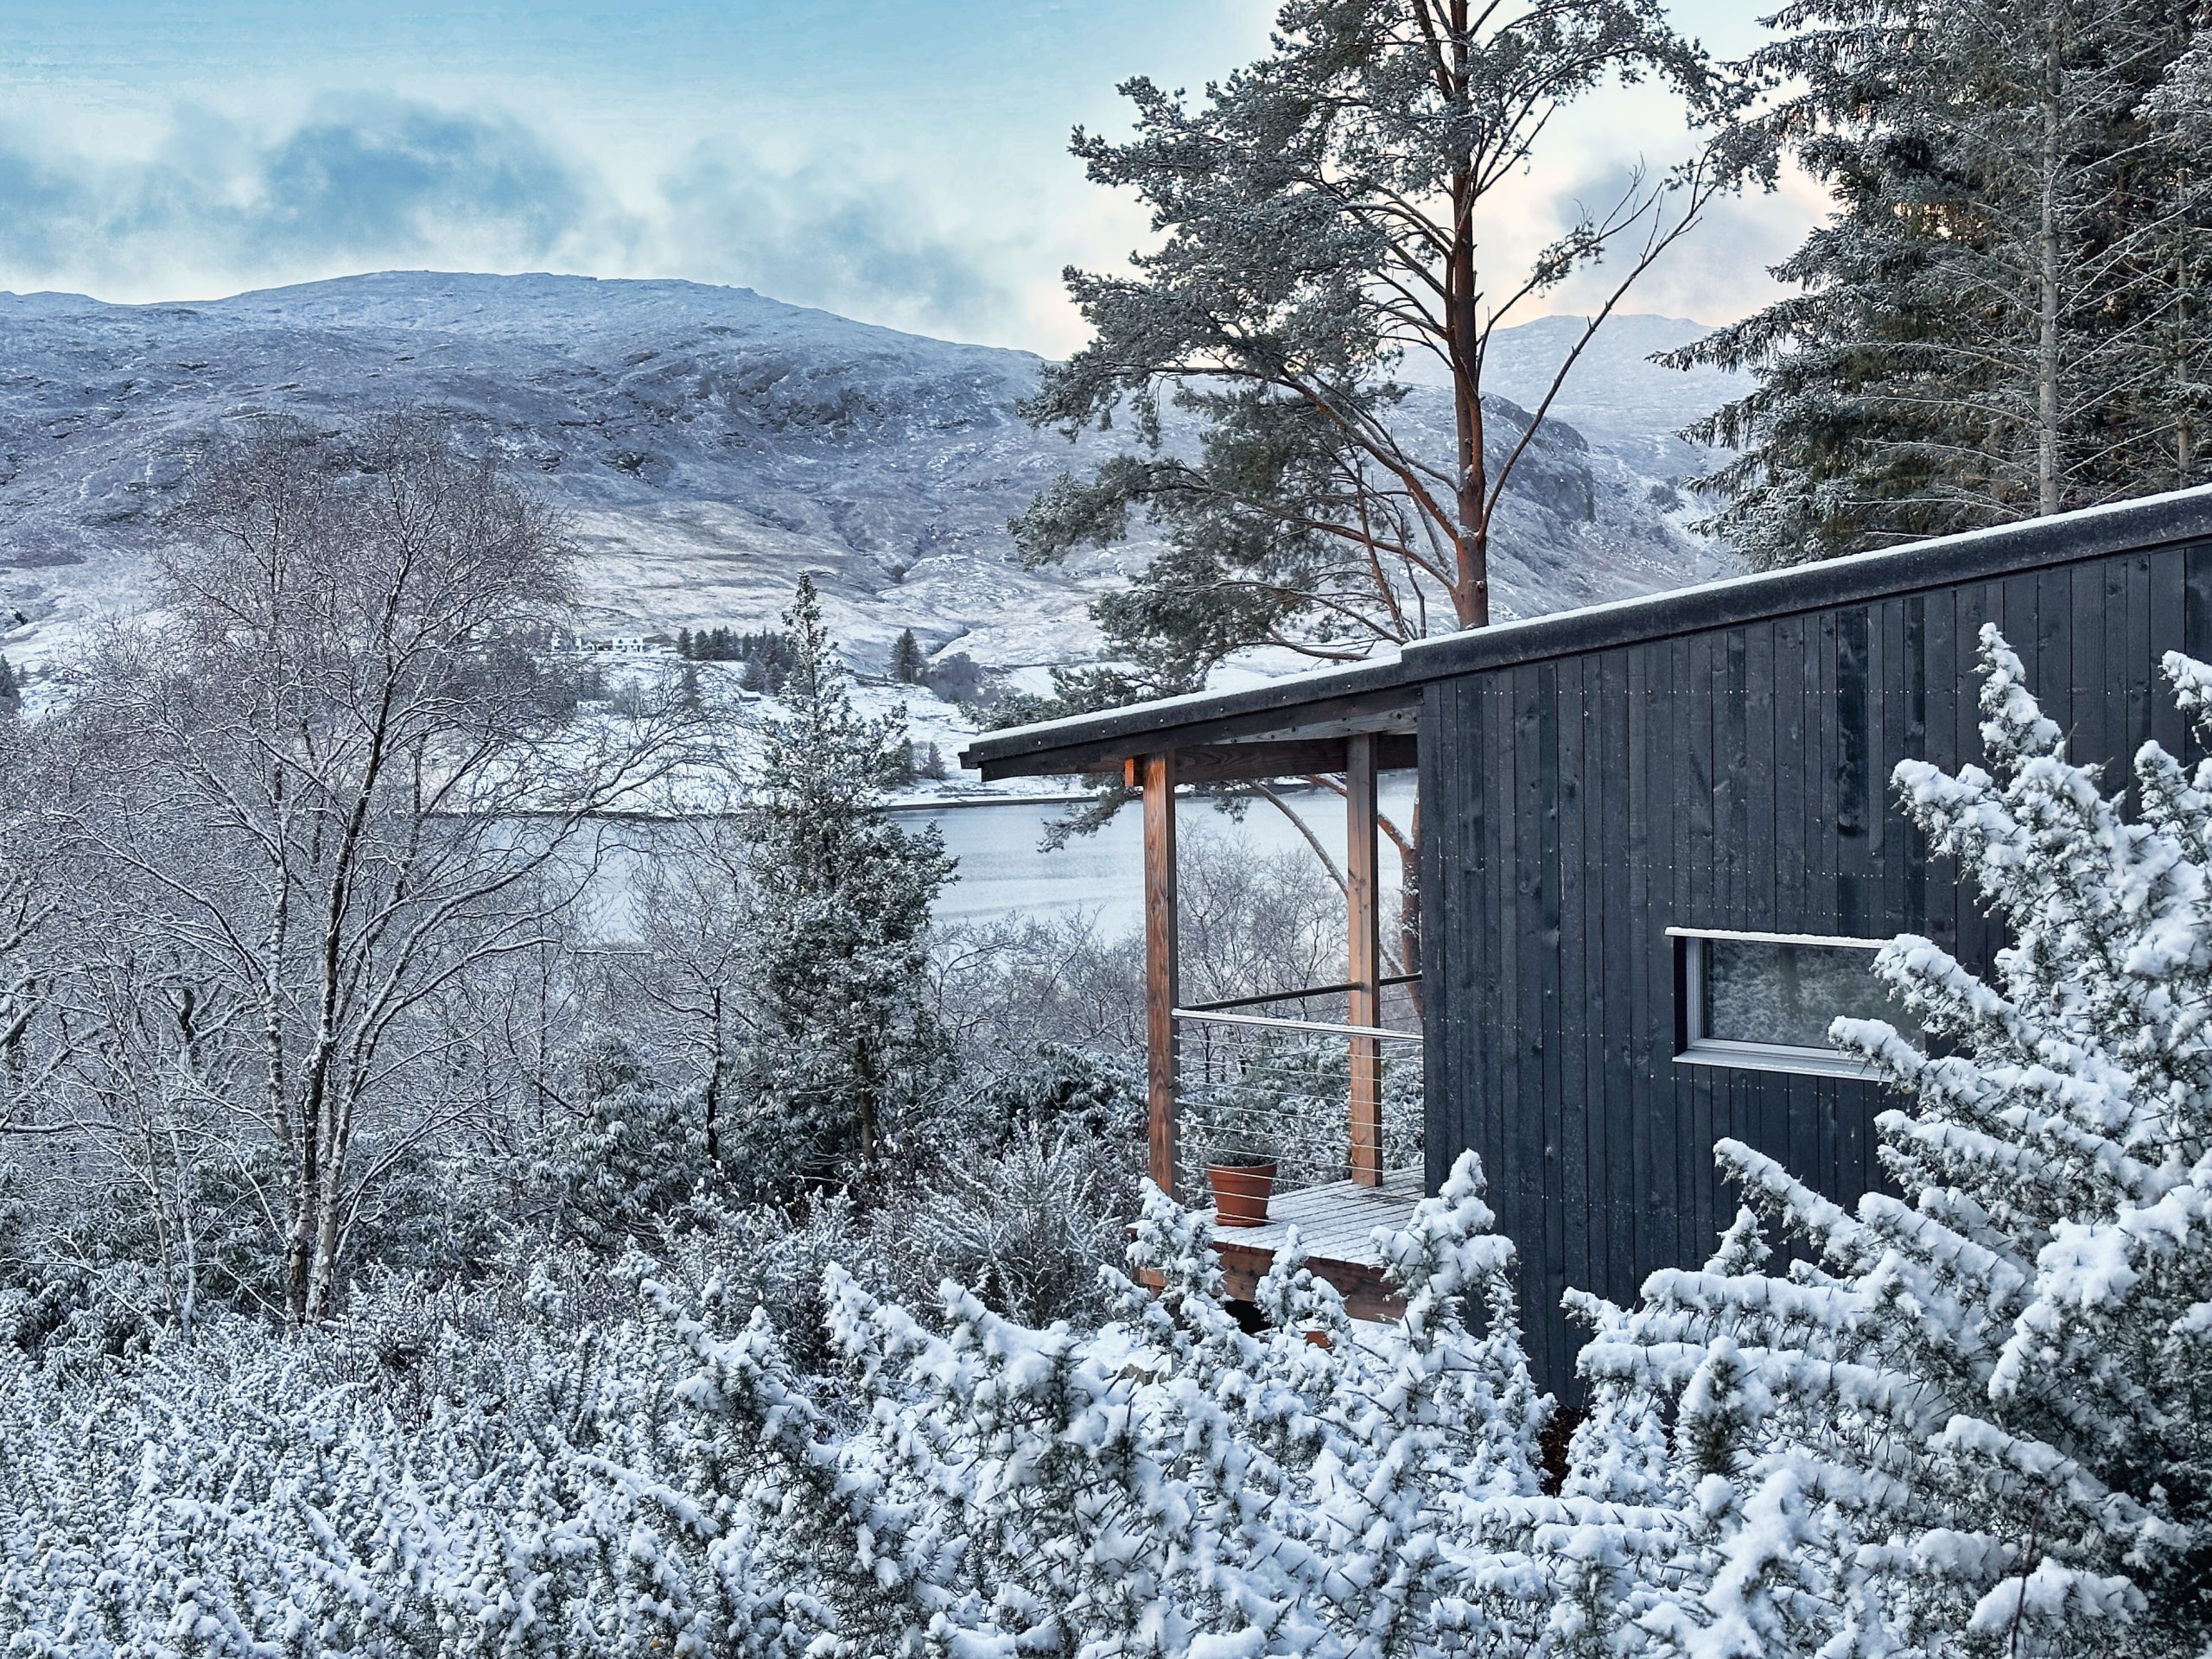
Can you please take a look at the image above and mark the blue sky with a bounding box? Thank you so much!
[0,2,1819,352]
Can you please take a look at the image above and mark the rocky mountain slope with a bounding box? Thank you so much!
[0,271,1739,678]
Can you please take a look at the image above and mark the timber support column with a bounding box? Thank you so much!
[1136,751,1179,1196]
[1346,733,1382,1186]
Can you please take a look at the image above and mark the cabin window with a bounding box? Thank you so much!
[1670,928,1909,1077]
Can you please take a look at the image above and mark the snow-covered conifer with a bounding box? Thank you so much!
[1555,625,2212,1657]
[545,1036,704,1250]
[732,575,954,1183]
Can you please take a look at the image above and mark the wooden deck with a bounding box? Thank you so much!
[1209,1166,1424,1321]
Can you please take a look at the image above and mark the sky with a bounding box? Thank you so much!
[0,1,1827,355]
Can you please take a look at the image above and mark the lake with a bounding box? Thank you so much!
[582,781,1418,940]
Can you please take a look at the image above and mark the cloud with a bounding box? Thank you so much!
[1500,155,1827,330]
[251,99,620,262]
[0,85,1826,355]
[654,147,1021,342]
[0,95,1037,346]
[0,97,632,300]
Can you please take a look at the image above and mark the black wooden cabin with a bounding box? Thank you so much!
[961,487,2212,1389]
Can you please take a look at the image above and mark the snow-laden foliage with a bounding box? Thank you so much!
[729,573,956,1185]
[11,622,2212,1658]
[1478,625,2212,1657]
[1679,1,2212,563]
[542,1037,706,1251]
[0,1150,1552,1657]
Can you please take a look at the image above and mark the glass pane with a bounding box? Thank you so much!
[1701,939,1904,1049]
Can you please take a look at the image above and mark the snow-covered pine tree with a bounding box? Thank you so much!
[1527,625,2212,1656]
[887,627,925,684]
[0,654,18,715]
[1675,0,2212,567]
[733,575,953,1183]
[544,1036,703,1250]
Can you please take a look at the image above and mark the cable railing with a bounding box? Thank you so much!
[1171,976,1421,1196]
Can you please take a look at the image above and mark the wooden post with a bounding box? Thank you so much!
[1137,751,1180,1196]
[1346,733,1383,1186]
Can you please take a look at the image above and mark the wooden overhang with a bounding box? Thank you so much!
[959,659,1422,785]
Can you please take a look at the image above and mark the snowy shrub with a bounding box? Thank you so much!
[1485,626,2212,1657]
[873,1126,1132,1325]
[964,1038,1145,1148]
[652,1186,880,1376]
[0,1150,1557,1657]
[542,1035,706,1251]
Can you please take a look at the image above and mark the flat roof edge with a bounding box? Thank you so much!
[959,654,1419,772]
[1404,485,2212,679]
[961,485,2212,772]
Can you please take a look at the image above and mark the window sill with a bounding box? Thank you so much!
[1672,1039,1881,1081]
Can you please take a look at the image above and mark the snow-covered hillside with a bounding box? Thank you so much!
[0,271,1740,676]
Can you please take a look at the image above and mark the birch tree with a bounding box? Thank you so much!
[0,726,62,1136]
[56,416,691,1322]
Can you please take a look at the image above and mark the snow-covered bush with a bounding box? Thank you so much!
[541,1035,705,1251]
[1487,626,2212,1657]
[873,1126,1132,1325]
[0,1150,1555,1657]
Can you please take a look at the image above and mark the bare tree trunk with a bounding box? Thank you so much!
[2037,6,2065,518]
[704,983,724,1166]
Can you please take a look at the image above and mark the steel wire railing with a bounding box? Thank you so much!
[1171,976,1420,1195]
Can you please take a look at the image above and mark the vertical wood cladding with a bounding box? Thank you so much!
[1420,538,2212,1393]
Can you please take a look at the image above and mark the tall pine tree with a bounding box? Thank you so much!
[1014,0,1762,690]
[1675,0,2212,567]
[888,629,926,684]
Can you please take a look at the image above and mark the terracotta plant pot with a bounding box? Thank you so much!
[1206,1160,1277,1228]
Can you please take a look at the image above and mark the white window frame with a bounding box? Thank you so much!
[1669,926,1888,1079]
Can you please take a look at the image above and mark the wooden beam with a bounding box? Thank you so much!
[969,690,1419,780]
[1346,733,1382,1186]
[1211,1240,1405,1322]
[1141,751,1179,1197]
[1103,734,1415,785]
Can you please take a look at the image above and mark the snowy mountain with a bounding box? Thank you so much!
[0,271,1740,677]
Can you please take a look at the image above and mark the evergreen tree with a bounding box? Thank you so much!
[1675,0,2212,567]
[543,1038,703,1250]
[676,626,695,660]
[888,628,926,684]
[1501,626,2212,1656]
[734,576,954,1179]
[0,654,17,716]
[1014,0,1762,692]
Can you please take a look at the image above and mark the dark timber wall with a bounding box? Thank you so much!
[1419,534,2212,1392]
